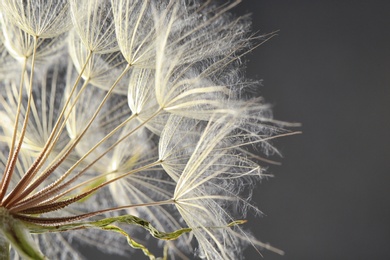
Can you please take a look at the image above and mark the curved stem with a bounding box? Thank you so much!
[0,208,46,259]
[0,233,10,260]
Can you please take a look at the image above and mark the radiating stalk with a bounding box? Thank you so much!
[11,107,163,211]
[6,63,132,207]
[0,58,27,203]
[5,58,28,169]
[13,199,174,226]
[9,113,137,211]
[31,159,163,209]
[9,78,91,202]
[2,51,93,206]
[24,52,94,175]
[0,36,39,203]
[31,78,92,176]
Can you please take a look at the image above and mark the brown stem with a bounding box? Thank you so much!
[0,36,39,203]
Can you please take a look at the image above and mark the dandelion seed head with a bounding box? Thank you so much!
[0,1,293,259]
[0,0,72,38]
[70,0,117,54]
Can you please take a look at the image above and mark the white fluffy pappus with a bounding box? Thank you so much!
[0,1,296,259]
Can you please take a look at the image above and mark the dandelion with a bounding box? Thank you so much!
[0,0,296,259]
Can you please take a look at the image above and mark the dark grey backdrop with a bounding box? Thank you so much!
[84,1,390,259]
[235,1,390,259]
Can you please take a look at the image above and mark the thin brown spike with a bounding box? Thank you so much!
[13,200,173,226]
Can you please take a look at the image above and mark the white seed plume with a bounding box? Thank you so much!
[0,0,72,38]
[0,1,293,259]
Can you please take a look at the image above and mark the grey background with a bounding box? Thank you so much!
[235,1,390,260]
[84,1,390,259]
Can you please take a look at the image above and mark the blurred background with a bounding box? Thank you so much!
[235,1,390,259]
[84,1,390,259]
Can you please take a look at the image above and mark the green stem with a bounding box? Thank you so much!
[0,232,10,260]
[0,208,46,260]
